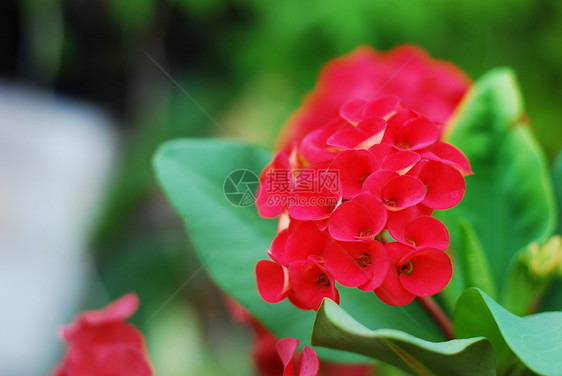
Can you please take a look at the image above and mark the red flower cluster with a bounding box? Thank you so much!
[276,45,470,152]
[255,47,471,309]
[52,293,153,376]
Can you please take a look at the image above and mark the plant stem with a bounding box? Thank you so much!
[416,296,454,340]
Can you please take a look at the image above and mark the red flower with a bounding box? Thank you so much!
[52,293,153,376]
[375,243,453,306]
[276,45,471,152]
[255,44,470,311]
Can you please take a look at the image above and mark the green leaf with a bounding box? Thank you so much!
[312,299,496,376]
[454,288,562,376]
[457,219,496,300]
[553,151,562,238]
[543,151,562,313]
[440,69,556,294]
[154,138,444,362]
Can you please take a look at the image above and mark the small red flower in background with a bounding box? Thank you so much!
[52,293,153,376]
[225,298,373,376]
[256,45,472,309]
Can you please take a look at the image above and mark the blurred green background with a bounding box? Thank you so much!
[1,0,560,374]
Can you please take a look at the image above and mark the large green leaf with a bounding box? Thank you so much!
[454,288,562,376]
[312,299,495,376]
[440,69,556,295]
[154,139,443,362]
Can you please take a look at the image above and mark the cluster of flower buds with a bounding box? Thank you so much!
[255,94,472,309]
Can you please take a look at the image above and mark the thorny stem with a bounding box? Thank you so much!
[416,296,454,340]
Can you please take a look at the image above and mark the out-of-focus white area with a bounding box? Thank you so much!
[0,83,117,375]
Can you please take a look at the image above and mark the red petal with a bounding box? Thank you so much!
[256,151,292,218]
[276,337,299,376]
[285,222,329,263]
[374,269,415,306]
[63,323,146,351]
[392,117,439,150]
[362,169,398,197]
[256,260,289,303]
[325,240,388,288]
[413,160,466,210]
[300,118,348,163]
[329,150,378,199]
[380,175,426,210]
[399,248,452,296]
[381,150,420,173]
[403,216,449,250]
[339,98,368,122]
[384,109,419,138]
[387,204,433,242]
[288,180,341,221]
[328,193,387,242]
[374,243,416,306]
[327,118,386,149]
[362,96,400,119]
[90,345,153,376]
[268,229,290,264]
[78,293,139,327]
[289,261,339,311]
[427,142,472,175]
[298,346,320,376]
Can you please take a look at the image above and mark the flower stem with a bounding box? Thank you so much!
[416,296,454,340]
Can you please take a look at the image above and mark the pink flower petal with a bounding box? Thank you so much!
[399,248,452,296]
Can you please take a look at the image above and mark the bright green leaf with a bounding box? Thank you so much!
[154,139,443,362]
[440,69,556,294]
[312,299,496,376]
[454,288,562,376]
